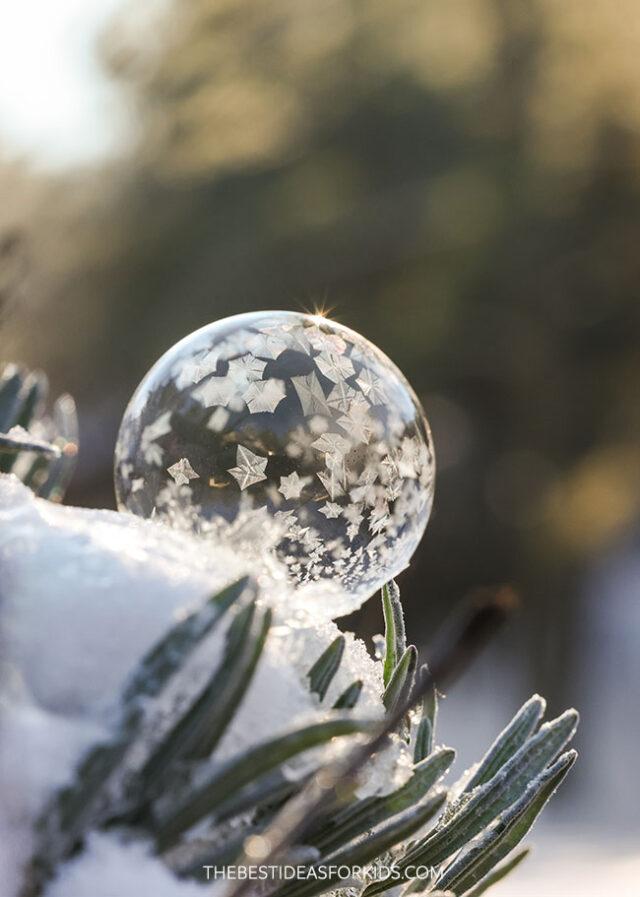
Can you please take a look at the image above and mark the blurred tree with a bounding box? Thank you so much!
[2,0,640,702]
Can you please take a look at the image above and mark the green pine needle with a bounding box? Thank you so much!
[308,636,346,701]
[7,373,578,897]
[381,580,406,687]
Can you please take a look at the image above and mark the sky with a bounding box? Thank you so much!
[0,0,128,170]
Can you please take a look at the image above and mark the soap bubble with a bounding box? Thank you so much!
[114,311,435,599]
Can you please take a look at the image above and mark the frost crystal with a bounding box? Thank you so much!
[114,311,435,603]
[279,471,310,500]
[227,445,269,489]
[167,458,199,485]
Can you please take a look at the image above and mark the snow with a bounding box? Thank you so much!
[0,474,409,896]
[44,833,211,897]
[0,474,246,718]
[0,699,106,897]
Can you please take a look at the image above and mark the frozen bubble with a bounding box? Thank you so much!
[114,311,435,602]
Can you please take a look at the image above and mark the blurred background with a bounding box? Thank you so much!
[1,1,639,892]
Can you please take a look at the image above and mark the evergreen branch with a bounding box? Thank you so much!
[413,678,438,763]
[307,636,345,700]
[463,694,546,793]
[226,587,514,897]
[333,680,363,710]
[362,708,579,896]
[383,646,418,713]
[462,847,530,897]
[401,710,578,867]
[436,751,576,893]
[273,789,447,897]
[153,716,371,850]
[308,746,455,854]
[121,576,253,708]
[0,362,79,499]
[382,580,406,687]
[136,602,272,797]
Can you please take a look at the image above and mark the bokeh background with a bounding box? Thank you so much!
[1,1,639,892]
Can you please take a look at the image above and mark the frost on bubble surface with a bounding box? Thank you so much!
[114,311,435,607]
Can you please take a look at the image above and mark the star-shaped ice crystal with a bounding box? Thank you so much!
[227,445,268,490]
[243,378,287,413]
[227,355,268,387]
[316,351,355,383]
[278,471,311,500]
[291,372,330,415]
[167,457,200,486]
[327,381,357,412]
[311,432,350,456]
[247,329,289,359]
[306,327,347,355]
[356,369,388,404]
[193,375,244,410]
[318,501,342,518]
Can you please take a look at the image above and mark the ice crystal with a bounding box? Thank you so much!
[114,311,435,603]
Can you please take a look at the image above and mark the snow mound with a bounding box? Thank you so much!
[45,833,209,897]
[0,476,410,896]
